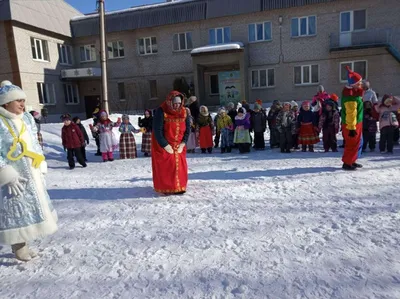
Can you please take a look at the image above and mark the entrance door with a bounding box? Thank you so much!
[84,95,101,119]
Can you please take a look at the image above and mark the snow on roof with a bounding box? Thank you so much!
[71,0,197,21]
[191,42,244,55]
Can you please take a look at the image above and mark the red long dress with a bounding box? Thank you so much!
[151,91,189,194]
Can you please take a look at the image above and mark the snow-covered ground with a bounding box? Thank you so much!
[1,115,400,299]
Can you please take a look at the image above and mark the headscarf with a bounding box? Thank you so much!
[161,90,186,118]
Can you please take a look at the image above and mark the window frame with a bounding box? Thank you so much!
[339,60,368,83]
[340,10,367,33]
[107,41,125,59]
[173,32,193,52]
[58,44,73,65]
[37,83,56,105]
[138,37,158,55]
[251,68,275,89]
[294,64,320,86]
[248,21,272,43]
[208,27,231,45]
[79,44,97,62]
[291,15,317,38]
[31,38,50,62]
[63,84,80,105]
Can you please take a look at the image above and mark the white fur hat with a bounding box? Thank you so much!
[291,101,299,107]
[0,80,27,106]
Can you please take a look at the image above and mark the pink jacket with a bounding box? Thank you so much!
[374,98,400,129]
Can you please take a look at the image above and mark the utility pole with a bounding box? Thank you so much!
[98,0,109,114]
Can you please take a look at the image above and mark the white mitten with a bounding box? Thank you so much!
[8,177,28,197]
[164,144,174,154]
[177,143,185,154]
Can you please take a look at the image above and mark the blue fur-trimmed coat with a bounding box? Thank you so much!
[0,108,58,245]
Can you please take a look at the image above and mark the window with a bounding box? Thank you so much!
[209,27,231,45]
[80,45,96,62]
[31,38,50,61]
[138,37,158,55]
[36,83,56,105]
[209,75,219,94]
[149,80,157,98]
[291,16,316,37]
[58,44,72,65]
[251,69,275,89]
[340,61,367,82]
[340,10,366,32]
[118,82,126,101]
[63,84,80,104]
[107,41,125,59]
[248,22,272,42]
[173,32,193,51]
[294,65,319,85]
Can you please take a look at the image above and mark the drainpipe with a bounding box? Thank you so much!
[98,0,109,114]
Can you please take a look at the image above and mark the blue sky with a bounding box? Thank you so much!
[66,0,162,14]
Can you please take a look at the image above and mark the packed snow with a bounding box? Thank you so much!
[191,42,245,55]
[0,114,399,299]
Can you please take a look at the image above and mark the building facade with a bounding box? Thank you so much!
[1,0,400,120]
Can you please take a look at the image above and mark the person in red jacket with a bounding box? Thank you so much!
[61,113,87,169]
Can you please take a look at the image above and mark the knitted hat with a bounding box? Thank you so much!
[254,103,262,110]
[272,100,281,106]
[61,113,71,121]
[99,110,108,117]
[0,80,27,106]
[227,102,235,109]
[122,114,129,120]
[330,93,339,102]
[291,101,298,108]
[255,99,262,105]
[345,65,362,86]
[325,99,335,108]
[219,107,226,114]
[302,100,310,106]
[283,102,291,107]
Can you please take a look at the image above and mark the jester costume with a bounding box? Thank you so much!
[152,91,190,194]
[341,66,364,170]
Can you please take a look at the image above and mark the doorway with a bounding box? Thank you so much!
[84,95,101,119]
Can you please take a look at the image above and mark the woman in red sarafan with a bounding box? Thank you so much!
[151,91,190,195]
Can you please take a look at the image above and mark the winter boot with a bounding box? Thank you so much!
[301,145,307,152]
[201,148,206,154]
[342,163,356,171]
[207,147,213,154]
[227,146,232,153]
[107,152,114,162]
[11,243,31,262]
[308,145,314,152]
[352,162,363,168]
[102,153,108,162]
[221,147,226,154]
[144,153,149,157]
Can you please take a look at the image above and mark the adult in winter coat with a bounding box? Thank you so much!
[185,108,197,153]
[62,114,87,169]
[0,80,57,261]
[188,96,200,122]
[29,111,43,149]
[251,102,267,150]
[374,95,400,154]
[362,80,378,104]
[152,91,190,195]
[341,66,364,170]
[318,100,340,152]
[138,110,153,156]
[267,100,282,148]
[276,102,296,153]
[197,106,214,153]
[72,117,89,162]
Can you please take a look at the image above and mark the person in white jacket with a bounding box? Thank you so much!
[362,81,378,104]
[0,80,57,262]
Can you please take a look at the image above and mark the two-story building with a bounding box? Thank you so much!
[1,0,400,121]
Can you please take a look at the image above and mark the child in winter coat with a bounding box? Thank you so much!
[0,80,57,262]
[374,95,400,154]
[291,101,300,149]
[119,114,140,159]
[297,101,320,152]
[90,110,121,162]
[197,105,214,153]
[318,100,340,152]
[138,109,153,157]
[61,114,87,169]
[251,102,267,150]
[267,100,282,148]
[276,102,296,153]
[185,108,197,153]
[362,101,378,152]
[217,107,234,153]
[72,117,89,162]
[234,107,251,153]
[29,111,43,149]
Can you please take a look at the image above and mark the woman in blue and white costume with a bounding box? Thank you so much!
[0,80,57,262]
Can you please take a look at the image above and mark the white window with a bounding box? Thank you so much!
[340,10,366,33]
[80,45,96,62]
[251,69,275,89]
[31,38,50,61]
[107,41,125,59]
[340,61,367,82]
[209,27,231,45]
[209,75,219,95]
[36,83,56,105]
[63,84,80,104]
[118,82,126,101]
[291,16,317,37]
[173,32,193,51]
[58,44,72,65]
[294,65,319,85]
[138,37,158,55]
[248,22,272,42]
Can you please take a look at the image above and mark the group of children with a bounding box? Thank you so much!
[60,110,153,169]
